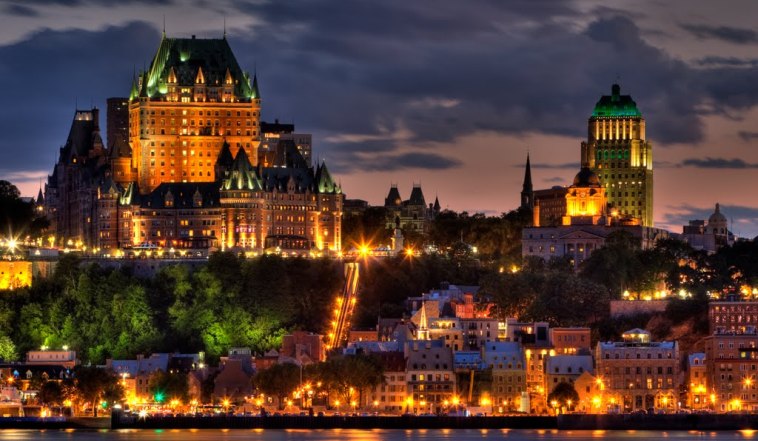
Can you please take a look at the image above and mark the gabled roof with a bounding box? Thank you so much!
[222,147,262,191]
[60,109,102,161]
[385,186,402,206]
[315,161,340,194]
[141,35,255,100]
[408,185,426,206]
[109,136,131,159]
[139,182,220,209]
[273,139,308,169]
[215,141,234,169]
[120,182,140,205]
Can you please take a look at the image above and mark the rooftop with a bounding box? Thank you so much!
[591,84,642,118]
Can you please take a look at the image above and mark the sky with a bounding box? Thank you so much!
[1,0,758,237]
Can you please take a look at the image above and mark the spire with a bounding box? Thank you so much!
[520,153,534,211]
[522,153,532,191]
[315,160,338,193]
[251,73,260,99]
[418,301,429,341]
[129,71,139,100]
[36,185,44,205]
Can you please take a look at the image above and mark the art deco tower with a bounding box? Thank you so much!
[580,84,653,226]
[126,33,261,194]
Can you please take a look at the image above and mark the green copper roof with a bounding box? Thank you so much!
[591,84,641,118]
[222,147,263,191]
[315,162,340,194]
[140,35,256,100]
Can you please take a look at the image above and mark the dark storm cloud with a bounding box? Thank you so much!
[681,23,758,44]
[0,21,160,172]
[739,131,758,141]
[679,157,758,169]
[3,4,39,16]
[4,2,758,176]
[18,0,173,5]
[226,1,750,173]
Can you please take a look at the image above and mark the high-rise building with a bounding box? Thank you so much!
[580,84,653,226]
[260,120,313,167]
[106,97,129,150]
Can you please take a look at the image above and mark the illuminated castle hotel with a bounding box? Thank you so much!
[45,34,342,254]
[521,84,667,267]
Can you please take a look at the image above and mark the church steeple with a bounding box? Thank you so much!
[520,153,534,211]
[417,301,429,341]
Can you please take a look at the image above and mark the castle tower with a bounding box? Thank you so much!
[128,34,261,194]
[580,84,653,226]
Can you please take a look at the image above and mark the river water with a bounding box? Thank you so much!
[1,429,757,440]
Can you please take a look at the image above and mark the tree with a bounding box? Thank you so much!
[72,366,123,417]
[0,180,47,238]
[547,381,579,413]
[0,334,17,362]
[252,363,301,409]
[39,381,64,406]
[148,370,189,403]
[315,354,384,408]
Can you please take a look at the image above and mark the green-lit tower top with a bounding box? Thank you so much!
[132,34,258,101]
[591,84,641,118]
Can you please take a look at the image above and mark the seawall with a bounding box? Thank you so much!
[112,414,556,430]
[558,414,758,430]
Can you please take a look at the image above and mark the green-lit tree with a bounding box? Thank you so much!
[0,334,17,362]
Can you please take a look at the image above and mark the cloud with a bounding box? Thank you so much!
[20,0,173,5]
[696,56,758,68]
[228,6,707,161]
[680,23,758,44]
[0,169,48,183]
[544,176,567,183]
[3,4,39,17]
[530,162,578,169]
[0,21,160,173]
[679,157,758,169]
[738,131,758,142]
[331,151,462,173]
[3,2,758,194]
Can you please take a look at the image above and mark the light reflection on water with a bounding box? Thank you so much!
[0,429,754,440]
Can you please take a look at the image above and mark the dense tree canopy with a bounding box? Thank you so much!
[0,180,47,240]
[0,253,343,364]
